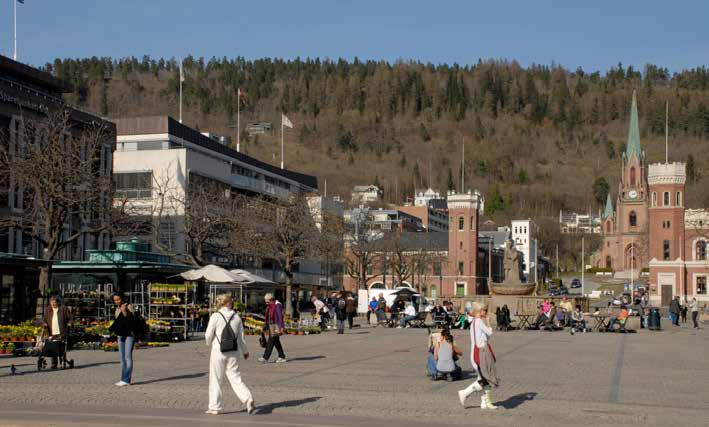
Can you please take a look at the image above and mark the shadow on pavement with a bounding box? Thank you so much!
[496,392,537,409]
[287,356,326,362]
[73,361,120,370]
[132,372,206,385]
[255,396,322,415]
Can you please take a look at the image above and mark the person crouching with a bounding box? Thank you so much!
[205,293,255,415]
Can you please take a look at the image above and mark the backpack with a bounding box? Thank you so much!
[337,298,346,311]
[216,312,238,353]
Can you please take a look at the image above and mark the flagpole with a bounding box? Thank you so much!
[13,0,17,61]
[236,90,241,152]
[179,61,183,124]
[280,117,284,169]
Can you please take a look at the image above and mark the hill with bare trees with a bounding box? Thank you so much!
[44,56,709,224]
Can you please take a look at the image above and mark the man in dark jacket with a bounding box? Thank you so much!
[42,296,73,369]
[345,293,357,329]
[669,296,681,326]
[335,292,348,334]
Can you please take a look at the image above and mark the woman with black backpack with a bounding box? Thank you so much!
[205,293,255,416]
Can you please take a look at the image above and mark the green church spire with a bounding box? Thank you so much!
[625,90,641,159]
[603,192,614,219]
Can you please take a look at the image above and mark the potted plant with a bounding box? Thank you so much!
[0,342,6,354]
[6,342,15,355]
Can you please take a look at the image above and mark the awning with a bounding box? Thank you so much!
[229,269,275,285]
[180,264,247,283]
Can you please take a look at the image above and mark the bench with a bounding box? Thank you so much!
[409,312,429,328]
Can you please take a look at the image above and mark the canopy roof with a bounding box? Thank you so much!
[230,269,275,285]
[180,264,247,283]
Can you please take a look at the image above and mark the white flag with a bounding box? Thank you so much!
[179,61,185,83]
[282,113,294,129]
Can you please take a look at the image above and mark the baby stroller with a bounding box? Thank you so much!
[37,335,74,371]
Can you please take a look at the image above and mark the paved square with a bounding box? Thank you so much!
[1,322,707,427]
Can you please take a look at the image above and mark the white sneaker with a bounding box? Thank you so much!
[257,357,267,363]
[396,326,403,329]
[246,399,256,415]
[115,381,129,387]
[275,358,287,363]
[205,409,219,415]
[484,390,499,409]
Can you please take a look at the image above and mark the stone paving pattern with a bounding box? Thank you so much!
[0,321,707,426]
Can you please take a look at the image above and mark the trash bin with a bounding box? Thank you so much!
[648,307,662,330]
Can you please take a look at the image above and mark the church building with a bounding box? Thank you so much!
[596,92,709,306]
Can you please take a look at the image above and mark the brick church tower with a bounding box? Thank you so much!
[648,162,686,305]
[446,191,482,296]
[598,91,649,275]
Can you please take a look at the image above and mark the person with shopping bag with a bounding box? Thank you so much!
[205,293,255,415]
[457,302,500,410]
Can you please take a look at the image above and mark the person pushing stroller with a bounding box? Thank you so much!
[41,295,73,369]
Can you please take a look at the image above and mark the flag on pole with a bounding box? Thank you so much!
[282,113,294,129]
[17,0,24,4]
[237,87,246,99]
[179,62,185,82]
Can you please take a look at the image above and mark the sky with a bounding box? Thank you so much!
[3,0,707,73]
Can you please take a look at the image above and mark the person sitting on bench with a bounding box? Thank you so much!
[398,303,418,328]
[607,305,630,332]
[570,305,587,334]
[543,302,560,330]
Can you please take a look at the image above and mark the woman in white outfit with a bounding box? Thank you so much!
[457,302,499,409]
[205,293,255,415]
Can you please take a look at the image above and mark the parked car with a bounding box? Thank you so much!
[570,278,582,288]
[549,285,570,296]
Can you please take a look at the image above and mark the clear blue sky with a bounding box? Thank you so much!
[4,0,707,72]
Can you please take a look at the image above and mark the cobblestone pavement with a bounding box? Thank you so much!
[1,321,707,426]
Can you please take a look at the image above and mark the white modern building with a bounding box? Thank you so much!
[351,185,383,204]
[559,210,602,234]
[511,219,537,282]
[113,116,318,260]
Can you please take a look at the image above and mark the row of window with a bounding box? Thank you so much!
[455,216,476,231]
[651,191,682,207]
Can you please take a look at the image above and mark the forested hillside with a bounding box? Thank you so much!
[44,56,709,221]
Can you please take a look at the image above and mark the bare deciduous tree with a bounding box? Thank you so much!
[344,211,382,290]
[0,110,114,297]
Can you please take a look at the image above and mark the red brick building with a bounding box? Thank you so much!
[596,92,709,305]
[342,191,497,298]
[597,92,649,276]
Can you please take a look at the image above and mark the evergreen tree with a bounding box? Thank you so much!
[606,139,616,159]
[687,154,698,184]
[592,177,610,206]
[446,167,455,191]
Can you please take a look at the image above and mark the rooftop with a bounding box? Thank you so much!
[114,116,318,190]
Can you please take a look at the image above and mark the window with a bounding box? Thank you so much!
[458,261,464,275]
[697,241,707,261]
[114,172,152,199]
[455,282,466,296]
[698,277,707,295]
[652,192,657,207]
[629,211,637,227]
[663,240,671,260]
[606,221,611,233]
[630,167,636,185]
[470,216,475,230]
[433,262,442,276]
[664,192,670,206]
[366,264,374,276]
[459,241,463,250]
[676,192,682,207]
[430,285,437,299]
[458,216,464,231]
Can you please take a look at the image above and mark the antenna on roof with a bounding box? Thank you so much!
[460,142,465,192]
